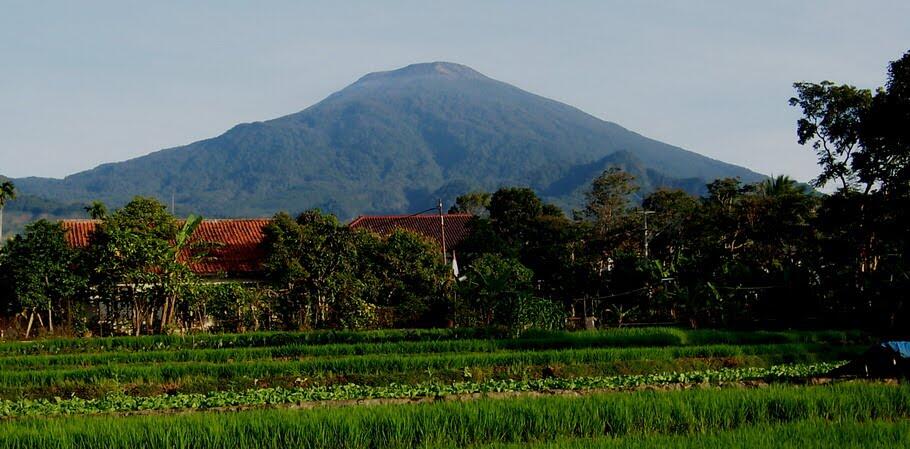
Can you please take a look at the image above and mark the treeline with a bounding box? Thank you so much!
[450,49,909,331]
[0,49,907,338]
[0,202,459,337]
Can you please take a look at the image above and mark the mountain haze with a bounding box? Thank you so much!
[11,62,763,219]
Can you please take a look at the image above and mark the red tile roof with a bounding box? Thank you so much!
[349,214,474,252]
[60,219,271,277]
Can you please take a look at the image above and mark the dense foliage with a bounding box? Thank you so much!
[453,50,910,330]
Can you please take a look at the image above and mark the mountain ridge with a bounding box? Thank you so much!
[8,62,763,220]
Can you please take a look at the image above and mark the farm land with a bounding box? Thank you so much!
[0,327,906,449]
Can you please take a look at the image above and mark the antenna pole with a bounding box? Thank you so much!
[640,210,655,258]
[438,199,446,263]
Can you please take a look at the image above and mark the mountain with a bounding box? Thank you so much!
[0,175,86,240]
[9,62,763,220]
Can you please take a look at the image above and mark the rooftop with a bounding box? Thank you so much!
[60,218,271,277]
[349,213,474,253]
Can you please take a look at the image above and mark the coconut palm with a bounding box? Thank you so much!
[0,181,16,245]
[84,201,108,220]
[757,175,805,197]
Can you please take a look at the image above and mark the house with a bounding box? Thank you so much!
[348,213,474,256]
[60,219,271,280]
[60,213,475,277]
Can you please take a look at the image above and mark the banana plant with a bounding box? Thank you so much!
[159,214,203,333]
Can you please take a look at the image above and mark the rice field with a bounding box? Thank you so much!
[0,327,902,448]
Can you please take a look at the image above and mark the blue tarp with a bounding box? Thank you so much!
[880,341,910,359]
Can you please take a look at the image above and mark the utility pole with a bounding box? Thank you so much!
[438,199,447,263]
[639,210,655,258]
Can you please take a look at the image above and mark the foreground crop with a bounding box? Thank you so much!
[0,362,842,418]
[0,383,905,449]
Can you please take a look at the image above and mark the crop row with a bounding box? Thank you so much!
[0,353,807,401]
[0,363,842,418]
[0,337,865,372]
[0,328,866,355]
[0,382,905,448]
[0,343,862,388]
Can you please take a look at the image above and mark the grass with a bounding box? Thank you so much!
[0,383,905,448]
[0,328,866,400]
[0,343,862,398]
[470,419,910,449]
[0,328,867,356]
[0,340,861,372]
[0,327,890,448]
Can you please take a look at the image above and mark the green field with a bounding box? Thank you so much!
[0,327,904,448]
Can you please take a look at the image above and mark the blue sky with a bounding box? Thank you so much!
[1,1,908,183]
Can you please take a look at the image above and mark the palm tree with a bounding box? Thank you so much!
[84,201,108,220]
[0,181,16,245]
[757,175,805,197]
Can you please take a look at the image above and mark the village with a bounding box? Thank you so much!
[0,3,907,448]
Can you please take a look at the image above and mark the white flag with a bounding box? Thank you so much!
[452,251,467,281]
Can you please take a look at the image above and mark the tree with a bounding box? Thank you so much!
[488,187,545,232]
[460,187,546,260]
[790,81,873,191]
[641,188,699,262]
[449,191,491,216]
[362,229,450,327]
[84,201,108,220]
[0,181,16,245]
[458,253,562,334]
[856,50,910,195]
[792,49,910,328]
[756,175,807,197]
[579,167,639,235]
[263,210,377,329]
[84,197,197,335]
[0,220,82,337]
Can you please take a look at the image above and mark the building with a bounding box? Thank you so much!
[60,213,475,277]
[348,213,474,256]
[60,219,270,279]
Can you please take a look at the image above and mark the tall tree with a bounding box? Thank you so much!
[362,229,449,327]
[793,49,910,328]
[0,181,16,245]
[641,188,700,261]
[579,167,639,239]
[856,50,910,195]
[756,175,806,197]
[84,201,108,220]
[449,191,492,216]
[790,81,873,192]
[85,197,196,335]
[0,220,82,337]
[262,210,377,329]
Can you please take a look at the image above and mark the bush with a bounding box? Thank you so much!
[458,254,565,335]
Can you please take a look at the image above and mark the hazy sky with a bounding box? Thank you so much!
[1,1,908,183]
